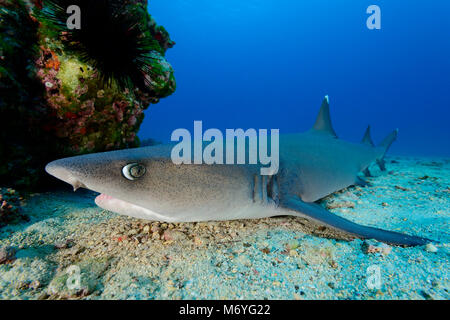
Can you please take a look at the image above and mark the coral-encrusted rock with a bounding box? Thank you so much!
[0,246,17,265]
[0,0,176,189]
[0,188,28,227]
[34,47,147,154]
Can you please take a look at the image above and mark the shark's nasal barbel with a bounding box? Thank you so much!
[45,160,86,191]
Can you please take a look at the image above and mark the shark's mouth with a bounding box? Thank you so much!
[95,193,114,203]
[94,193,172,222]
[94,193,138,215]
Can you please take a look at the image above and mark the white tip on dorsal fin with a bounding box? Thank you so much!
[312,95,338,138]
[361,125,375,147]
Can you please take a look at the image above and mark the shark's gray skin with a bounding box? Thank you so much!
[46,96,433,246]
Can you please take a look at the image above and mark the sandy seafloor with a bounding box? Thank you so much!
[0,156,449,300]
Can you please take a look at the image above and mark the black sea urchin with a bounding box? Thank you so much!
[37,0,167,92]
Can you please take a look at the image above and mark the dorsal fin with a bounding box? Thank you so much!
[312,95,338,138]
[361,125,375,147]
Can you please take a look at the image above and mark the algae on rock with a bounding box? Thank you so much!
[0,0,176,189]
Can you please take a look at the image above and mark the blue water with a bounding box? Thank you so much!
[140,0,450,157]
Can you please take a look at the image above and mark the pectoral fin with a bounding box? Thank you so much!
[282,196,433,246]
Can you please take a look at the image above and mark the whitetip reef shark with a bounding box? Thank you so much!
[46,96,433,246]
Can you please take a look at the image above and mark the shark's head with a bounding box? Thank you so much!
[45,144,185,217]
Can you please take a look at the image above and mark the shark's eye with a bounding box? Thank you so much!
[122,163,146,180]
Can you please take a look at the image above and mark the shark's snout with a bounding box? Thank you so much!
[45,160,87,191]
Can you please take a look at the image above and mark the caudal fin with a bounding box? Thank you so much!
[379,129,398,151]
[376,129,398,171]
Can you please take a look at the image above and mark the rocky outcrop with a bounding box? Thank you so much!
[0,188,28,227]
[0,0,176,189]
